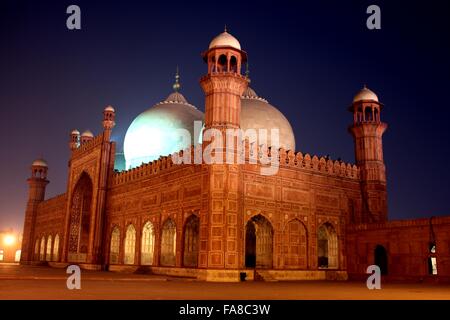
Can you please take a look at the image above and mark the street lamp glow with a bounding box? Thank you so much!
[3,235,15,246]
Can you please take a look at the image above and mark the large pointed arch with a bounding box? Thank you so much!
[245,214,273,269]
[317,222,338,269]
[68,172,93,263]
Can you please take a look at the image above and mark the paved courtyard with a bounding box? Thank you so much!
[0,264,449,300]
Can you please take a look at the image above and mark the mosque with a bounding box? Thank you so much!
[20,30,450,282]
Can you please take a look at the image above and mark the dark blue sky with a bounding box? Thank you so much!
[1,0,450,231]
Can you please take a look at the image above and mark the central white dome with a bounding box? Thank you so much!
[123,90,204,170]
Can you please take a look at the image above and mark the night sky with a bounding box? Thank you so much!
[1,0,450,232]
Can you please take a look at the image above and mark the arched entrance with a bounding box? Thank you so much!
[40,236,45,261]
[160,218,176,266]
[141,221,155,265]
[53,234,60,261]
[68,172,93,263]
[46,235,52,261]
[317,223,338,269]
[124,224,136,265]
[109,227,120,264]
[374,245,388,275]
[183,215,200,267]
[245,215,273,269]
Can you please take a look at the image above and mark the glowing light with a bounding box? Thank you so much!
[3,235,16,246]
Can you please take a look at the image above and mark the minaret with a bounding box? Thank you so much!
[21,158,49,263]
[80,130,94,144]
[69,129,80,150]
[92,105,116,265]
[198,29,249,272]
[200,28,249,131]
[102,105,116,140]
[349,86,388,223]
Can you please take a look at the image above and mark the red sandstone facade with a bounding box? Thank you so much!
[20,33,450,282]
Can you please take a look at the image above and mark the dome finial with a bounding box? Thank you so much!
[173,66,180,92]
[224,24,227,32]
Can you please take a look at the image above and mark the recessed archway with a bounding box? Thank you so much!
[68,172,93,263]
[183,215,200,267]
[317,223,338,269]
[46,235,52,261]
[245,215,273,269]
[109,226,120,264]
[39,236,45,261]
[124,224,136,265]
[141,221,155,266]
[53,234,60,261]
[160,218,177,266]
[374,245,388,275]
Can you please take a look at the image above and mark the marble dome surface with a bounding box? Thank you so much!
[353,86,379,103]
[241,87,296,151]
[209,31,241,50]
[123,91,204,169]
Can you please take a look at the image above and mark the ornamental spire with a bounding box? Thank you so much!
[173,66,181,92]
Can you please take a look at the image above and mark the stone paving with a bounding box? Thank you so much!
[1,264,450,300]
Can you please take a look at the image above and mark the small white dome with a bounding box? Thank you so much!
[353,86,379,103]
[81,130,94,137]
[104,105,115,112]
[32,158,48,167]
[71,129,80,135]
[209,31,241,50]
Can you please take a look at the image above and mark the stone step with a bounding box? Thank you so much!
[255,270,277,282]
